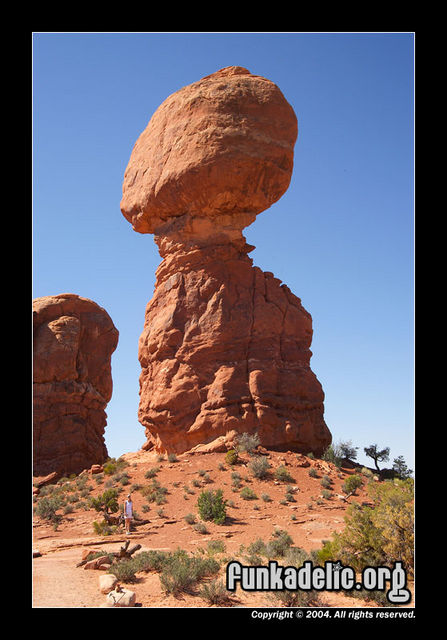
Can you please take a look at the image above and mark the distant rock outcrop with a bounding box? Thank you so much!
[121,66,331,456]
[33,294,118,476]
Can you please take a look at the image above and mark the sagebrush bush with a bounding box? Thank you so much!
[265,529,294,559]
[240,486,258,500]
[274,465,295,483]
[197,489,227,525]
[284,546,310,568]
[145,467,160,479]
[193,522,208,534]
[140,479,169,505]
[268,588,322,607]
[206,540,226,555]
[34,495,63,523]
[108,557,138,582]
[249,456,271,479]
[317,478,414,577]
[103,457,128,476]
[235,432,261,455]
[159,549,220,595]
[225,449,238,466]
[184,513,196,524]
[199,579,232,605]
[342,474,363,495]
[93,519,118,536]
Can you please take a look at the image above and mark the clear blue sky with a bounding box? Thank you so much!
[32,32,414,471]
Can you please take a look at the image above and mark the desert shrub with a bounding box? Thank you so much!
[132,550,169,573]
[322,444,343,468]
[93,519,118,536]
[317,478,414,577]
[197,489,227,525]
[108,558,138,583]
[184,513,197,525]
[225,449,238,466]
[159,549,220,595]
[89,488,119,515]
[199,579,232,605]
[284,546,311,568]
[249,456,271,479]
[144,467,160,479]
[141,479,169,504]
[261,493,272,502]
[342,474,363,495]
[321,475,332,489]
[351,587,399,607]
[207,540,226,555]
[308,468,318,478]
[193,522,208,534]
[240,486,258,500]
[103,457,128,476]
[265,529,294,559]
[34,495,64,524]
[321,489,332,500]
[131,550,167,573]
[168,453,178,463]
[235,432,261,455]
[268,588,322,607]
[274,465,295,483]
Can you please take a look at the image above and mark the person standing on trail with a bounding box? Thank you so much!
[124,494,133,534]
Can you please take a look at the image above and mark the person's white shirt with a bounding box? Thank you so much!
[124,500,133,517]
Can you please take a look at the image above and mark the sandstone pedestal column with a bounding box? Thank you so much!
[121,66,331,455]
[33,294,119,476]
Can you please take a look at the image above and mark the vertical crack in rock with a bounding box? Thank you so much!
[121,66,331,455]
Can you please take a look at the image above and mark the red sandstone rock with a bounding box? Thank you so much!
[33,294,119,476]
[120,65,297,238]
[121,67,331,456]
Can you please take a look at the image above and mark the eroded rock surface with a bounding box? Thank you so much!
[33,294,119,475]
[121,66,331,455]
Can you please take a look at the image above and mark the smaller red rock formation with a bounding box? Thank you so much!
[33,294,119,476]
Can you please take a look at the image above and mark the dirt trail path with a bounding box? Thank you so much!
[33,547,106,608]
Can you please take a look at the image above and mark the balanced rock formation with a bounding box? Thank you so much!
[33,294,118,476]
[121,66,331,455]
